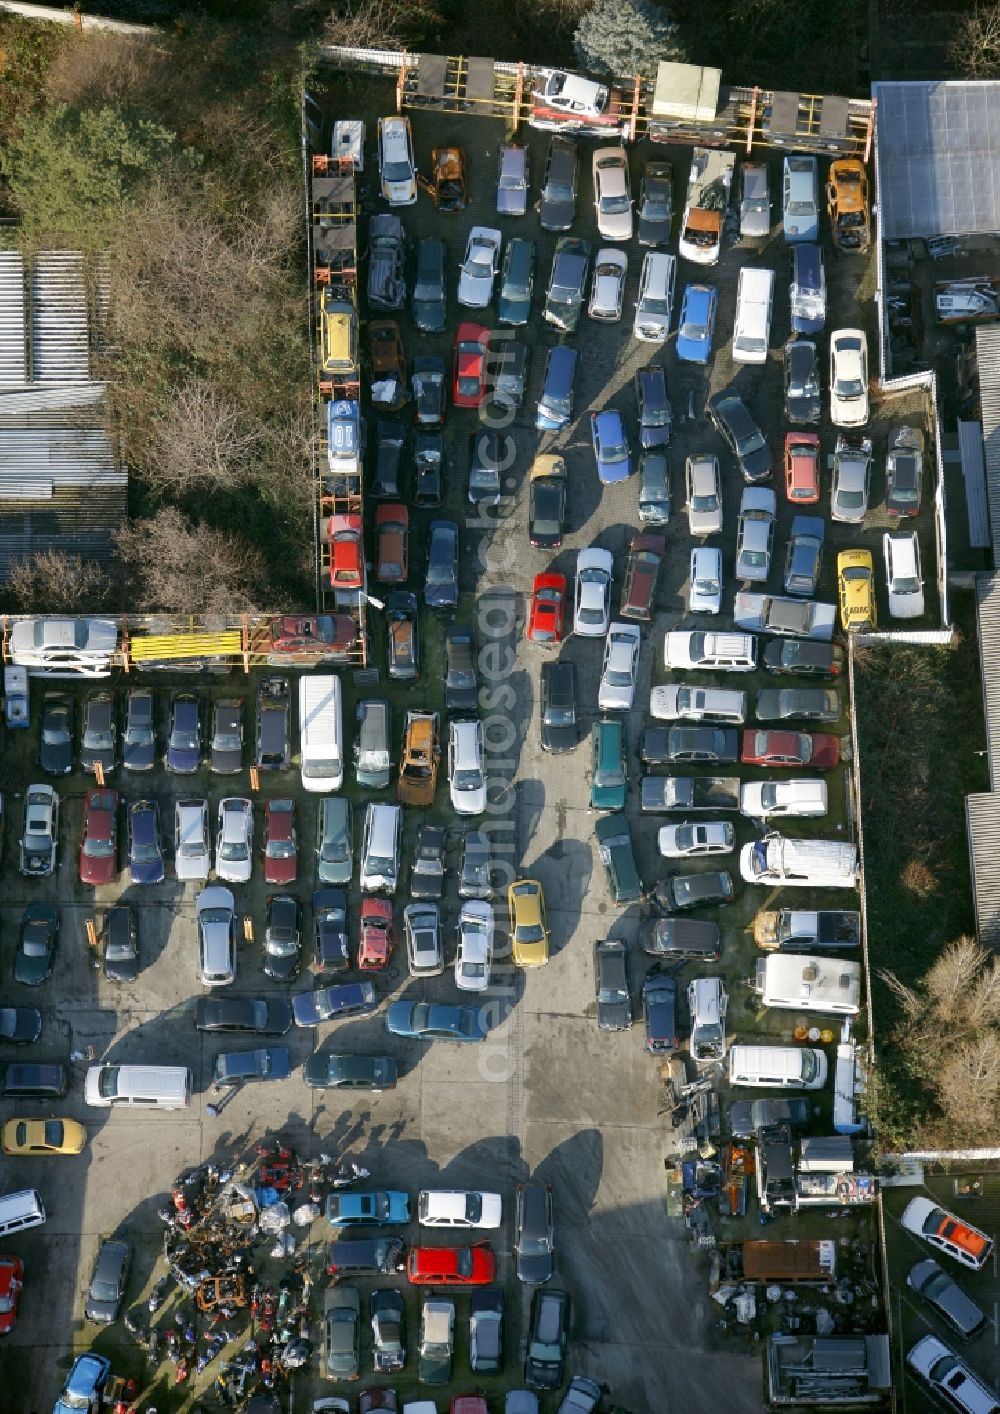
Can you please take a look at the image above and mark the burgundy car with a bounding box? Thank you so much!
[79,788,119,886]
[268,614,357,659]
[263,799,298,885]
[740,729,840,769]
[619,532,665,621]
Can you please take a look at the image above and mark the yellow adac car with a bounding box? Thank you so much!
[509,880,550,968]
[837,548,876,632]
[2,1117,87,1156]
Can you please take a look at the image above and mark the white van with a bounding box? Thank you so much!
[85,1064,192,1110]
[651,684,746,725]
[755,953,861,1016]
[732,267,774,364]
[740,834,858,887]
[0,1189,46,1237]
[728,1044,828,1090]
[360,802,401,893]
[299,675,343,793]
[834,1038,866,1134]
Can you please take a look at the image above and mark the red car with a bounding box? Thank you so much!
[0,1255,23,1334]
[358,897,394,971]
[79,787,119,885]
[527,572,567,646]
[784,431,821,504]
[328,514,365,591]
[740,729,840,769]
[407,1243,496,1286]
[375,503,409,584]
[268,614,357,658]
[263,799,298,884]
[451,1400,489,1414]
[452,323,489,409]
[619,532,665,622]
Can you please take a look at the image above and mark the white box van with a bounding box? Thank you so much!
[728,1044,828,1090]
[360,802,400,893]
[740,834,858,887]
[299,675,343,793]
[732,267,774,364]
[0,1188,46,1237]
[755,953,861,1016]
[85,1064,192,1110]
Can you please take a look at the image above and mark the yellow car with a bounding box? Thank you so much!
[509,880,550,968]
[837,548,876,632]
[2,1117,87,1156]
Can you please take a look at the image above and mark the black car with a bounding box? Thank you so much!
[525,1287,570,1389]
[412,236,447,332]
[212,1047,292,1086]
[642,971,678,1054]
[80,690,117,774]
[640,917,721,962]
[424,520,459,611]
[515,1181,555,1285]
[122,687,155,771]
[763,638,844,678]
[303,1052,398,1090]
[103,905,139,983]
[413,356,446,426]
[641,726,739,765]
[210,698,244,774]
[783,339,821,424]
[635,366,671,449]
[14,903,58,986]
[38,693,74,775]
[638,451,671,526]
[594,939,631,1030]
[194,997,294,1035]
[0,1005,42,1044]
[539,134,579,232]
[543,237,590,332]
[312,888,350,973]
[371,1287,407,1373]
[372,418,406,499]
[728,1096,812,1139]
[166,691,202,773]
[255,677,291,771]
[458,829,491,899]
[637,160,673,245]
[411,822,446,900]
[85,1238,132,1324]
[707,389,772,483]
[654,870,734,912]
[540,660,576,754]
[263,893,301,982]
[528,458,567,549]
[414,432,444,507]
[445,625,478,712]
[386,590,421,682]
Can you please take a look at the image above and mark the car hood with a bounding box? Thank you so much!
[14,952,50,984]
[168,744,200,771]
[540,195,575,230]
[211,745,243,773]
[122,741,155,770]
[265,950,300,983]
[498,290,531,323]
[130,856,165,886]
[40,742,73,774]
[498,189,526,216]
[542,721,576,752]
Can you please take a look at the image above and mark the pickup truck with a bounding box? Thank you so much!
[640,775,740,814]
[753,908,862,951]
[734,592,836,641]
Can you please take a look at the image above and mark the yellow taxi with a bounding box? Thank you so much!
[837,548,876,632]
[2,1117,87,1156]
[509,880,550,968]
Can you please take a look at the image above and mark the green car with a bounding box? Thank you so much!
[317,796,352,885]
[590,719,627,811]
[594,813,642,905]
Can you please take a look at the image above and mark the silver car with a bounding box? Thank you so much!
[740,162,770,238]
[685,454,723,536]
[831,435,872,523]
[174,798,210,882]
[588,248,627,322]
[735,487,776,582]
[404,902,444,977]
[496,144,528,216]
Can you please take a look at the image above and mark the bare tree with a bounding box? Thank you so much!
[949,2,1000,78]
[7,549,113,614]
[924,936,988,1027]
[114,508,267,615]
[324,0,442,48]
[144,379,267,495]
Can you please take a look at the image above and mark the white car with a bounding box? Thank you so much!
[455,899,494,992]
[448,719,487,815]
[598,623,641,711]
[829,328,869,427]
[593,147,633,241]
[573,547,614,637]
[174,798,210,882]
[685,454,723,536]
[689,977,728,1062]
[588,248,627,322]
[457,227,502,308]
[740,779,828,818]
[9,617,117,678]
[907,1334,997,1414]
[377,115,417,206]
[688,546,722,614]
[215,798,253,884]
[663,630,758,672]
[650,684,745,723]
[418,1189,503,1228]
[633,250,675,343]
[901,1195,994,1271]
[884,531,924,619]
[658,822,734,858]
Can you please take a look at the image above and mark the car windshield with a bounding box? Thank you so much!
[83,834,114,858]
[454,768,483,791]
[681,317,707,339]
[600,192,630,215]
[838,486,865,509]
[640,295,671,315]
[43,717,70,744]
[606,666,632,687]
[383,157,411,183]
[84,726,112,749]
[544,703,574,726]
[171,727,198,750]
[600,435,627,463]
[22,923,51,955]
[220,838,248,860]
[695,575,720,595]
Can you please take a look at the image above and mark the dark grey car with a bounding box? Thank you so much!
[498,238,535,325]
[194,996,293,1035]
[783,516,824,597]
[637,161,673,245]
[642,971,678,1054]
[907,1259,987,1341]
[459,829,491,899]
[638,451,671,526]
[540,660,576,754]
[412,237,447,332]
[122,688,155,771]
[525,1287,569,1389]
[38,693,74,776]
[539,135,579,231]
[707,389,772,484]
[424,520,459,611]
[514,1181,554,1285]
[411,823,446,900]
[80,691,117,774]
[255,677,290,771]
[784,339,821,424]
[445,625,478,712]
[543,238,590,332]
[728,1097,812,1139]
[470,1287,503,1373]
[103,905,138,983]
[594,939,631,1030]
[322,1285,361,1380]
[210,698,243,774]
[85,1238,131,1324]
[756,687,841,722]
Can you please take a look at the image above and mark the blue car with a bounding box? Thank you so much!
[424,519,459,611]
[127,799,165,885]
[590,410,631,485]
[675,283,718,364]
[166,691,201,773]
[293,980,378,1028]
[325,1189,411,1228]
[386,999,489,1043]
[54,1353,112,1414]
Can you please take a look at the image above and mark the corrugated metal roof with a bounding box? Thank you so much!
[31,251,89,383]
[0,251,26,389]
[977,325,1000,566]
[976,571,1000,791]
[966,792,1000,947]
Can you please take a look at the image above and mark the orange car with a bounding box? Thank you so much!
[375,503,408,584]
[784,431,820,504]
[397,710,439,808]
